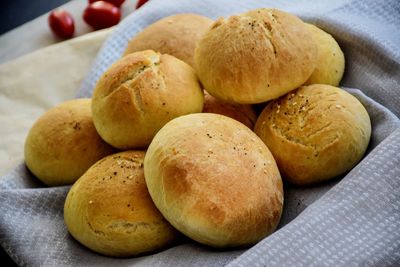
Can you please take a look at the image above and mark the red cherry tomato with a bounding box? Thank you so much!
[136,0,149,9]
[83,1,121,30]
[48,9,75,39]
[88,0,125,8]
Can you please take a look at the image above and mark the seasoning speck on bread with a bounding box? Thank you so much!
[144,113,283,248]
[92,50,204,149]
[254,84,371,185]
[195,8,317,104]
[64,151,178,257]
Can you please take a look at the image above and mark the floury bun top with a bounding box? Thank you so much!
[195,8,318,104]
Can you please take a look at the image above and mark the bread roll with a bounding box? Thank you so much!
[24,99,114,186]
[304,24,345,86]
[203,91,257,128]
[123,14,213,67]
[92,50,204,149]
[144,113,283,248]
[195,8,317,104]
[254,84,371,185]
[64,151,178,257]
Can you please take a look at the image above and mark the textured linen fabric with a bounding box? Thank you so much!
[0,29,111,177]
[229,127,400,267]
[1,0,400,266]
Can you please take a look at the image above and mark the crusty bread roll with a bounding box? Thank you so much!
[92,50,204,149]
[64,151,178,257]
[144,113,283,248]
[254,84,371,185]
[304,24,345,86]
[24,99,114,186]
[195,8,317,104]
[203,91,257,128]
[123,14,213,68]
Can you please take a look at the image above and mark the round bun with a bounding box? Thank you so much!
[203,91,257,128]
[92,50,204,149]
[195,8,317,104]
[24,99,114,186]
[304,24,345,86]
[144,113,283,248]
[123,14,213,67]
[64,151,178,257]
[254,84,371,185]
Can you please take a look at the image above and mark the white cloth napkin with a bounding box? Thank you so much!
[0,29,111,176]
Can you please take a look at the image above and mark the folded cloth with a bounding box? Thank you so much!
[1,0,400,266]
[0,29,111,177]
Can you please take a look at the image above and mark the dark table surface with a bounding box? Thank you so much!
[1,0,70,35]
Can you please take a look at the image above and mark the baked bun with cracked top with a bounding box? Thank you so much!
[203,91,257,128]
[123,14,213,68]
[254,84,371,185]
[304,24,345,86]
[64,151,178,257]
[195,8,317,104]
[144,113,283,248]
[24,99,114,186]
[92,50,204,149]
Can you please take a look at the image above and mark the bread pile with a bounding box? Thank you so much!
[24,9,371,257]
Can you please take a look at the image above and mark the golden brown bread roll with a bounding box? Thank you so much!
[304,24,345,86]
[254,84,371,185]
[144,113,283,248]
[195,8,317,104]
[92,50,204,149]
[123,14,213,67]
[64,151,178,257]
[203,91,257,128]
[24,99,114,186]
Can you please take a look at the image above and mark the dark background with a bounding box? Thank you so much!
[0,0,70,35]
[1,1,72,266]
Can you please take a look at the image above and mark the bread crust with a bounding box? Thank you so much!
[254,84,371,185]
[64,151,178,257]
[195,8,317,104]
[144,113,283,247]
[92,50,204,149]
[203,91,257,128]
[304,24,345,86]
[124,14,213,67]
[24,99,114,186]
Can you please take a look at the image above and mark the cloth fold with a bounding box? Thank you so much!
[1,0,399,266]
[0,28,111,176]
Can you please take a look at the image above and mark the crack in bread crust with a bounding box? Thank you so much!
[102,52,161,99]
[267,90,341,152]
